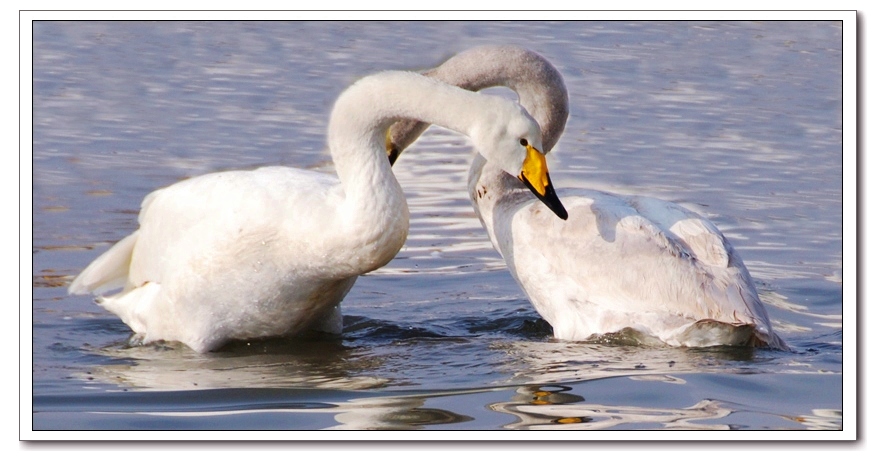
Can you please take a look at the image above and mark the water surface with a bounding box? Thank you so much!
[30,20,845,434]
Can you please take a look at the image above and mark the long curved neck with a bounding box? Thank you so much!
[390,46,568,155]
[424,46,569,152]
[325,71,518,274]
[328,71,502,203]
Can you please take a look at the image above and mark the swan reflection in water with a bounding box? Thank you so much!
[491,383,841,431]
[79,323,765,392]
[83,379,839,430]
[76,334,843,430]
[490,384,733,430]
[78,334,392,391]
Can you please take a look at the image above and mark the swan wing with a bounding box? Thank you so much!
[128,167,341,287]
[71,167,341,296]
[499,192,703,311]
[626,196,782,342]
[629,196,731,268]
[498,192,780,346]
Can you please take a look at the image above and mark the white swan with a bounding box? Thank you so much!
[68,70,568,353]
[389,46,787,349]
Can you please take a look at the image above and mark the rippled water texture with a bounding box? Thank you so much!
[30,20,846,434]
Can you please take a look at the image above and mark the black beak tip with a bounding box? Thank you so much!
[520,174,568,221]
[554,203,569,221]
[546,193,569,220]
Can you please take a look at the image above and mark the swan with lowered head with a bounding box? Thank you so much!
[389,46,787,349]
[68,70,568,353]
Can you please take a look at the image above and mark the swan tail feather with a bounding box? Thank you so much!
[68,232,138,295]
[697,279,790,350]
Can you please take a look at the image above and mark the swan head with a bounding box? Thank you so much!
[388,100,568,220]
[472,103,568,221]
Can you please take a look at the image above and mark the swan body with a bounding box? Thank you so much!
[69,70,566,352]
[389,46,786,349]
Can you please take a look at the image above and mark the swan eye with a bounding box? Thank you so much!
[519,139,528,146]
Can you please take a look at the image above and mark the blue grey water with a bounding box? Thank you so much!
[31,21,843,431]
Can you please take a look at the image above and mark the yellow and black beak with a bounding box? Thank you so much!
[518,145,568,220]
